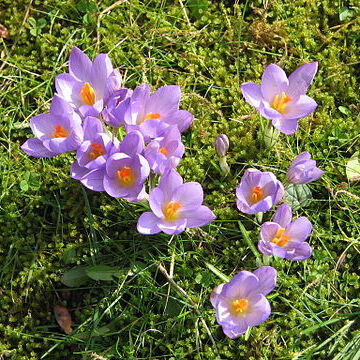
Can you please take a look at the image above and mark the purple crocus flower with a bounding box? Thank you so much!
[21,95,83,157]
[215,134,229,157]
[137,169,216,235]
[287,152,324,184]
[144,126,185,174]
[103,131,150,202]
[71,116,114,192]
[241,62,318,134]
[210,266,277,339]
[124,84,194,140]
[236,169,284,214]
[258,203,313,260]
[55,47,120,118]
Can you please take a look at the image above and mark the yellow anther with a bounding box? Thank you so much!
[117,167,135,187]
[250,186,264,204]
[88,143,106,160]
[271,228,290,247]
[231,299,249,315]
[163,201,182,221]
[271,92,292,114]
[158,147,168,155]
[80,82,96,106]
[52,125,68,138]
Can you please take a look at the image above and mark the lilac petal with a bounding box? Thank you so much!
[157,218,187,235]
[210,283,225,307]
[223,271,259,299]
[104,69,122,104]
[287,62,318,98]
[137,212,161,235]
[222,322,248,339]
[145,85,180,115]
[106,153,130,176]
[258,240,274,256]
[173,182,204,211]
[309,168,325,182]
[81,168,105,191]
[241,82,262,109]
[30,114,54,139]
[119,130,144,156]
[103,175,131,198]
[291,152,311,166]
[82,116,104,140]
[78,101,103,118]
[149,187,165,218]
[261,64,289,103]
[245,294,271,327]
[90,53,113,97]
[69,47,92,82]
[253,266,277,296]
[55,73,83,107]
[158,169,183,201]
[290,242,312,260]
[163,110,194,132]
[21,138,57,158]
[50,95,74,116]
[260,222,281,243]
[185,205,216,228]
[286,217,312,242]
[267,242,288,258]
[284,95,317,121]
[71,161,90,180]
[271,117,299,135]
[261,103,284,121]
[273,203,292,228]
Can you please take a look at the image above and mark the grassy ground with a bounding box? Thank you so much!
[0,0,359,359]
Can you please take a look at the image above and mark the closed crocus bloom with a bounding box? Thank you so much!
[144,126,185,174]
[287,152,324,184]
[124,84,194,140]
[236,169,284,214]
[241,62,318,134]
[21,95,83,157]
[215,134,229,157]
[103,131,149,202]
[210,266,277,339]
[258,203,313,261]
[55,47,120,118]
[137,169,216,235]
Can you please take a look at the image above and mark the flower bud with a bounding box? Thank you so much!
[215,134,229,157]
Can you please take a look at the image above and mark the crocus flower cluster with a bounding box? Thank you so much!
[21,47,215,235]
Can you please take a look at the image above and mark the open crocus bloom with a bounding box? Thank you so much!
[210,266,277,339]
[287,152,324,184]
[137,169,216,235]
[236,169,284,214]
[258,203,313,260]
[103,131,149,202]
[241,62,318,134]
[144,126,185,174]
[124,84,194,140]
[55,47,121,118]
[21,95,83,157]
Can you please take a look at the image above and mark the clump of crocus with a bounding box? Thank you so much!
[215,134,230,176]
[236,169,284,214]
[21,95,83,157]
[55,47,121,118]
[287,152,324,184]
[241,62,318,134]
[137,169,216,235]
[210,266,277,339]
[258,203,313,260]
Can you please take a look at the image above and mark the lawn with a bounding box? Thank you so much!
[0,0,359,359]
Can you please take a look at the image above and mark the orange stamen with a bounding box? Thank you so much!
[117,167,135,187]
[250,186,264,204]
[271,228,290,247]
[231,299,249,315]
[52,125,68,138]
[271,92,292,114]
[88,143,106,160]
[158,147,168,155]
[80,82,96,106]
[163,201,182,221]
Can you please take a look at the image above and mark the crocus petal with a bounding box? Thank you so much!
[90,53,113,97]
[253,266,277,296]
[158,218,187,235]
[241,82,262,109]
[185,205,216,228]
[159,169,183,202]
[290,242,312,260]
[119,130,144,156]
[223,271,259,299]
[260,222,281,243]
[81,169,105,191]
[222,323,249,339]
[55,73,83,107]
[291,152,311,166]
[287,62,318,98]
[69,47,92,82]
[283,95,317,121]
[145,85,180,115]
[210,283,225,308]
[50,95,74,116]
[149,187,165,218]
[261,64,289,103]
[163,109,194,133]
[271,117,299,135]
[71,160,90,180]
[173,182,204,211]
[21,138,57,158]
[273,203,292,228]
[285,217,312,242]
[245,294,271,327]
[30,114,55,139]
[137,212,161,235]
[82,116,104,140]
